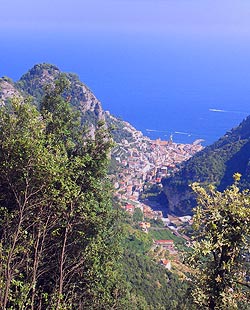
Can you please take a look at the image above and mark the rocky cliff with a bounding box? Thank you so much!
[0,77,23,106]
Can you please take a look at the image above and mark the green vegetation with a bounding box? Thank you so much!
[15,63,136,145]
[122,250,195,310]
[149,229,185,246]
[16,63,103,128]
[187,175,250,309]
[121,221,195,310]
[140,183,162,201]
[124,225,153,254]
[149,229,188,254]
[3,63,250,309]
[118,208,199,309]
[0,78,125,309]
[133,208,144,222]
[105,114,133,143]
[148,218,165,227]
[162,115,250,214]
[16,63,60,103]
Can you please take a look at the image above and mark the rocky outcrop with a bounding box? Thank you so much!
[1,63,143,145]
[16,64,105,124]
[0,78,23,106]
[71,80,104,118]
[162,184,195,216]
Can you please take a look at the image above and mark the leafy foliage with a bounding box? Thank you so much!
[0,79,124,309]
[16,63,103,128]
[122,232,195,309]
[187,176,250,309]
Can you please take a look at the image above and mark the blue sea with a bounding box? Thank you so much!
[2,32,250,146]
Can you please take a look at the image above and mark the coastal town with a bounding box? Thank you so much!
[111,121,203,207]
[109,123,203,270]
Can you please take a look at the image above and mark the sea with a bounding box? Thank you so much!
[2,32,250,146]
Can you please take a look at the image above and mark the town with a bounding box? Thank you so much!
[111,121,203,205]
[110,123,203,271]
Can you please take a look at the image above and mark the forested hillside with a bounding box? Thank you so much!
[2,63,250,309]
[162,115,250,214]
[0,65,197,309]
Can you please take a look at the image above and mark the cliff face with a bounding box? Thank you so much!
[0,77,23,106]
[15,63,105,126]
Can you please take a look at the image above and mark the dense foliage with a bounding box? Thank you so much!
[0,77,124,310]
[187,175,250,309]
[122,250,195,310]
[122,224,195,310]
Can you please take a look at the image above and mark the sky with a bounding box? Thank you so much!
[1,0,250,37]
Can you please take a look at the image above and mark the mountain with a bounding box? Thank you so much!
[0,63,142,145]
[161,116,250,215]
[4,63,248,217]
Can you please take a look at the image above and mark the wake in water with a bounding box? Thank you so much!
[146,129,193,136]
[174,131,192,136]
[146,129,169,133]
[209,108,249,115]
[146,129,203,140]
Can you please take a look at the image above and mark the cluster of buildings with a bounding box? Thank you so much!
[121,203,163,221]
[112,135,203,202]
[112,128,202,272]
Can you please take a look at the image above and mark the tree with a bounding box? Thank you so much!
[133,208,144,223]
[0,98,59,309]
[187,174,250,309]
[0,77,125,309]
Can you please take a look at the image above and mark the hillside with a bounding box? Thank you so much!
[3,64,249,217]
[0,64,204,210]
[2,63,250,308]
[162,115,250,215]
[0,63,200,309]
[0,63,141,144]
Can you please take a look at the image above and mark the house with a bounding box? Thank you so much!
[125,204,135,214]
[160,259,171,270]
[139,222,151,230]
[154,240,174,251]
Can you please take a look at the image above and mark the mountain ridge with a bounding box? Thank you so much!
[0,63,144,145]
[162,115,250,214]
